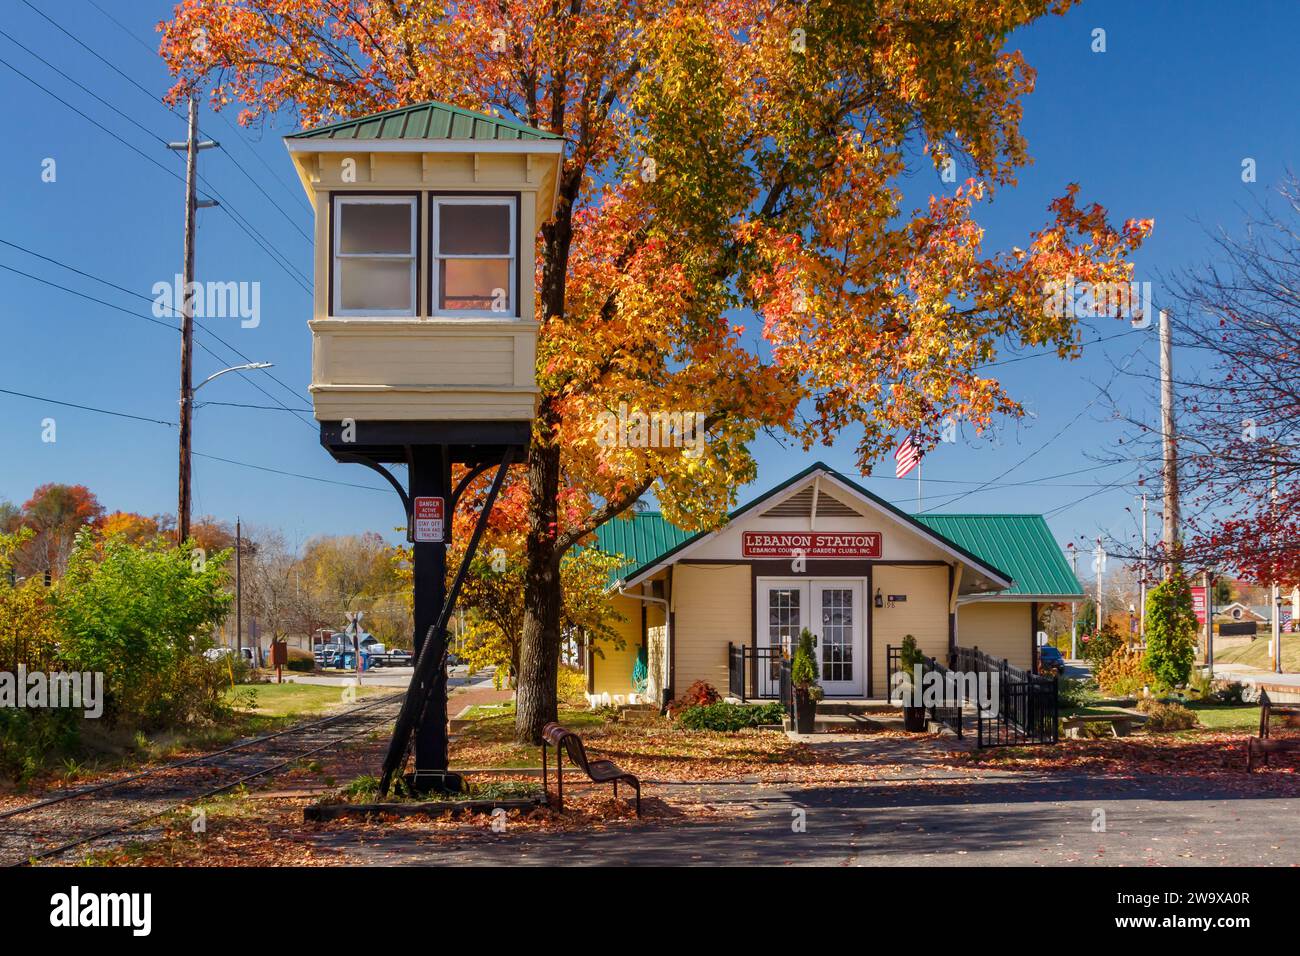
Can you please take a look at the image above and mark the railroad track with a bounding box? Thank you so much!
[0,690,405,866]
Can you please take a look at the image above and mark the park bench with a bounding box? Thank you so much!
[1246,691,1300,771]
[540,722,641,817]
[1060,713,1144,739]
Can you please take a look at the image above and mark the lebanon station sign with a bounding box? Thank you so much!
[741,531,882,559]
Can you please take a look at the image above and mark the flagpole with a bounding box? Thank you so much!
[916,461,922,511]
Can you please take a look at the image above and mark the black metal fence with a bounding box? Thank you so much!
[954,645,1058,747]
[727,642,792,709]
[886,644,963,739]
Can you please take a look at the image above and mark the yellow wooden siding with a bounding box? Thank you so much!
[956,602,1032,671]
[673,564,750,695]
[591,594,642,699]
[869,565,950,697]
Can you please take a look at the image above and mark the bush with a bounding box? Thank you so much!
[1144,572,1198,687]
[666,680,721,716]
[1080,622,1124,664]
[53,533,232,729]
[1138,700,1199,732]
[284,648,315,672]
[676,702,787,731]
[0,707,81,783]
[1095,647,1152,698]
[1058,677,1099,710]
[557,665,587,707]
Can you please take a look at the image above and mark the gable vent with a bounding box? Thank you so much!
[760,486,860,518]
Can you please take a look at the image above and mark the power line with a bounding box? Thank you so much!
[6,7,312,291]
[0,237,314,428]
[0,387,385,494]
[0,53,185,185]
[0,386,176,427]
[82,0,314,218]
[920,337,1148,513]
[19,0,179,116]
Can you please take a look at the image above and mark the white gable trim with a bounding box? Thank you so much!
[620,466,1013,590]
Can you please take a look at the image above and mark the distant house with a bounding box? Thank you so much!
[1215,601,1294,635]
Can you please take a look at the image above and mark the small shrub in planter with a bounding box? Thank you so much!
[791,629,823,733]
[897,634,927,731]
[676,702,787,731]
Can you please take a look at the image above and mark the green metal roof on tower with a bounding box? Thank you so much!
[287,100,563,142]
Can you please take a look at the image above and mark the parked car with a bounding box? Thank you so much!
[1037,645,1066,674]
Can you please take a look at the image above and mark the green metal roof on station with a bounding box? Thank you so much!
[594,512,696,585]
[287,100,562,142]
[911,513,1083,597]
[592,467,1082,599]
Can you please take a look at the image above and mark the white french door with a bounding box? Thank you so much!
[757,578,864,697]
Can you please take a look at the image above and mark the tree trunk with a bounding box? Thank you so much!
[514,414,563,744]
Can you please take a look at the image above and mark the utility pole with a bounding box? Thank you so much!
[1272,459,1282,673]
[1069,545,1078,659]
[1158,309,1180,574]
[167,91,218,544]
[1138,492,1149,637]
[1203,569,1213,676]
[1095,536,1105,639]
[235,517,243,654]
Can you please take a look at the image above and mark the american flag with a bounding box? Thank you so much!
[895,432,923,479]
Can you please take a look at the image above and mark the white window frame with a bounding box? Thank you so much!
[332,194,418,317]
[430,195,517,319]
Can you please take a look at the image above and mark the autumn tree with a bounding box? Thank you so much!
[162,0,1151,741]
[13,483,104,578]
[101,511,162,543]
[395,472,625,682]
[300,532,402,634]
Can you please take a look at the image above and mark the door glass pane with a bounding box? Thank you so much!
[767,588,801,653]
[339,202,412,254]
[439,258,511,311]
[439,203,511,255]
[820,589,853,683]
[339,258,413,312]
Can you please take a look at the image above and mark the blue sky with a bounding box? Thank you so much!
[0,0,1293,557]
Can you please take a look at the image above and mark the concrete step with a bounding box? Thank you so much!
[815,700,898,716]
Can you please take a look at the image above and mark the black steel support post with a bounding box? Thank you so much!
[409,444,450,778]
[378,446,513,797]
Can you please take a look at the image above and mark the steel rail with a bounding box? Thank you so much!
[0,691,404,824]
[16,702,402,866]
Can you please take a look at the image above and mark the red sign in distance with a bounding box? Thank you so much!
[1190,586,1206,625]
[413,497,446,543]
[741,531,882,559]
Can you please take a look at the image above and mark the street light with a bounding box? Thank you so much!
[178,361,275,542]
[193,362,274,394]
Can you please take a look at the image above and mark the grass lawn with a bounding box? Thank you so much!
[1184,701,1261,731]
[223,681,388,719]
[1215,635,1300,671]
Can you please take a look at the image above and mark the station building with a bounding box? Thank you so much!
[587,462,1082,705]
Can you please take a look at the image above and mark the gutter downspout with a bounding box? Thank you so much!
[616,580,671,710]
